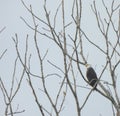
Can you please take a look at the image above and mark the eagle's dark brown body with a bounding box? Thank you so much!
[86,66,98,89]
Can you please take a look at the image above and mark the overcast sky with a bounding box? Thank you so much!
[0,0,120,116]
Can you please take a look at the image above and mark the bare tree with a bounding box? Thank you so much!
[0,28,25,115]
[0,0,120,116]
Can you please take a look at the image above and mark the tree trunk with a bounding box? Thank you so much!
[117,110,120,116]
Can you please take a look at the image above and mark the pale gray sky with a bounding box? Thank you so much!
[0,0,120,116]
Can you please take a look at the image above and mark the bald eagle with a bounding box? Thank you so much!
[86,64,98,89]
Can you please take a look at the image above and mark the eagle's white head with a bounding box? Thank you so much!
[85,64,91,69]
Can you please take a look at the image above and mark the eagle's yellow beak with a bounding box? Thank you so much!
[85,64,91,68]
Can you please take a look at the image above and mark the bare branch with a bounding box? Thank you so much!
[0,27,6,33]
[0,49,7,60]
